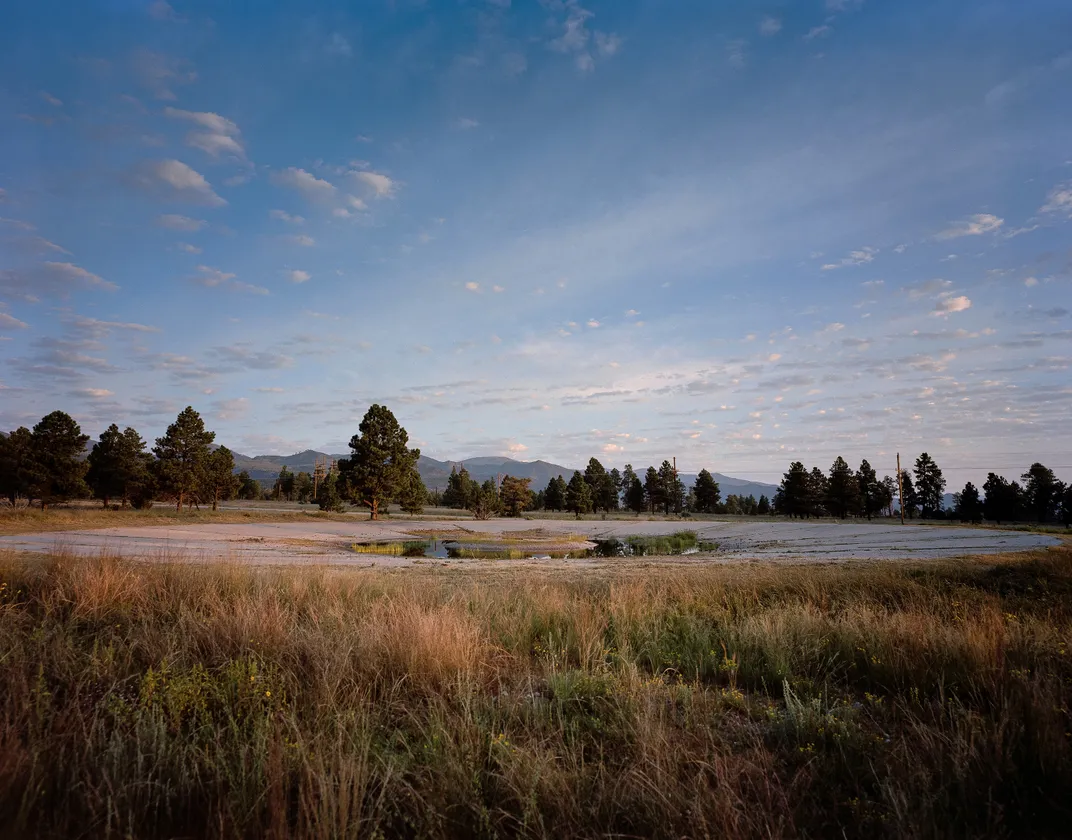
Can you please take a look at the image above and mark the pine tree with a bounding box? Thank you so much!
[338,404,421,520]
[30,411,90,510]
[1022,463,1060,524]
[202,446,238,511]
[609,468,623,506]
[622,465,645,514]
[396,470,427,515]
[543,475,566,511]
[443,466,478,509]
[692,468,722,513]
[500,475,533,517]
[953,481,983,523]
[566,470,593,516]
[899,470,919,519]
[644,466,661,513]
[86,424,152,508]
[658,461,684,514]
[878,475,897,517]
[856,459,881,520]
[315,472,344,512]
[808,467,829,518]
[275,466,295,501]
[826,456,861,519]
[0,427,40,507]
[237,471,261,501]
[778,462,810,518]
[913,453,946,518]
[154,407,215,511]
[469,479,501,520]
[295,471,314,503]
[757,494,771,515]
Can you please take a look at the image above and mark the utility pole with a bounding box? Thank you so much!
[896,452,905,525]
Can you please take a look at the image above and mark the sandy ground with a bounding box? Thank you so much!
[0,518,1059,567]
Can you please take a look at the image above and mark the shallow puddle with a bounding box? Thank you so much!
[350,532,718,560]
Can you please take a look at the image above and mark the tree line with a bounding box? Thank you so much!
[772,452,1071,525]
[3,404,1069,525]
[0,407,236,511]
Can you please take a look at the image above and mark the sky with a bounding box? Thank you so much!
[0,0,1070,489]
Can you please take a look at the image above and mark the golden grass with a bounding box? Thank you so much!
[0,504,363,536]
[1,546,1070,837]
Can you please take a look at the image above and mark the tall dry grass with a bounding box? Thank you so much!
[1,546,1070,838]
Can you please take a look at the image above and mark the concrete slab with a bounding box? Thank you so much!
[0,518,1058,566]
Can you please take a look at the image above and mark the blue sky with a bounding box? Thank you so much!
[1,0,1070,487]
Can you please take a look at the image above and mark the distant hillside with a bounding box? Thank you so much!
[679,472,780,501]
[229,449,781,500]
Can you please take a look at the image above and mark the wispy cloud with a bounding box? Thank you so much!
[759,16,782,36]
[271,167,336,201]
[821,247,876,270]
[156,213,206,231]
[933,213,1003,239]
[140,160,226,206]
[1041,181,1072,215]
[164,107,246,161]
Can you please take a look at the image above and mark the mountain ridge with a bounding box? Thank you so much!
[229,450,780,499]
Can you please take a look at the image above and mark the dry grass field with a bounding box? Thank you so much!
[1,541,1070,838]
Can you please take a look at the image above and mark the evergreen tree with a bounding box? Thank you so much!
[0,427,38,507]
[1022,463,1061,524]
[202,446,238,511]
[543,475,566,511]
[622,465,645,514]
[1062,484,1072,528]
[294,471,314,503]
[658,460,685,514]
[899,470,919,519]
[30,411,90,510]
[337,404,421,520]
[396,470,427,515]
[236,471,260,501]
[275,466,295,501]
[315,471,345,512]
[469,479,501,520]
[609,468,623,506]
[778,462,810,518]
[583,458,619,512]
[86,424,152,508]
[757,494,771,515]
[953,481,983,523]
[856,459,881,520]
[643,466,662,513]
[913,453,946,518]
[826,456,861,518]
[566,470,593,516]
[878,476,897,517]
[443,466,479,509]
[808,467,829,518]
[154,407,215,511]
[692,468,722,513]
[500,475,533,517]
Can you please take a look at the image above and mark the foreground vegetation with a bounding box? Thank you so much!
[2,545,1071,838]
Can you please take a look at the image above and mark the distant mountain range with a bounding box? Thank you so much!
[229,450,780,500]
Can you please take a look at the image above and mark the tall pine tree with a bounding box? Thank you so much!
[154,407,215,511]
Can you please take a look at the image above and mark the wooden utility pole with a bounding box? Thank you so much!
[896,452,905,525]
